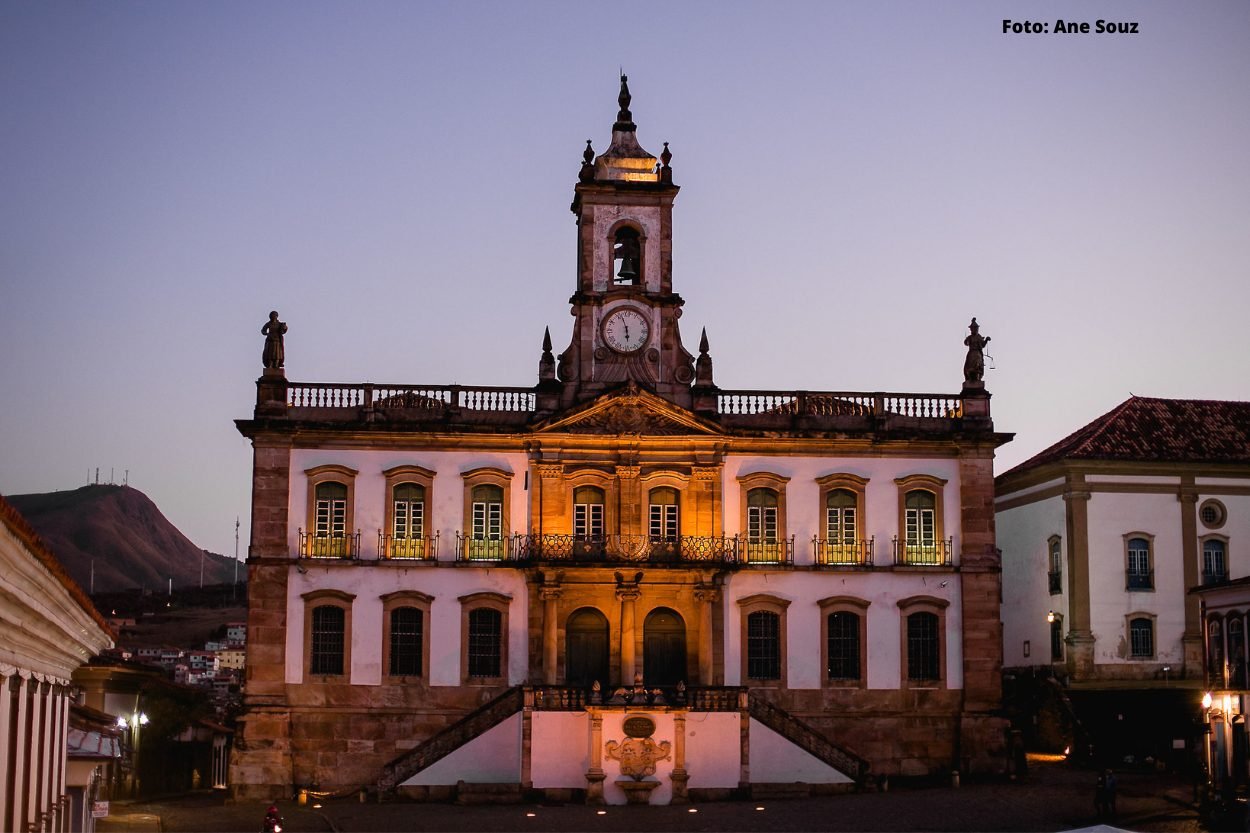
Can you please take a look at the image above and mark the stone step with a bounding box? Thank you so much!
[750,782,812,800]
[455,782,524,805]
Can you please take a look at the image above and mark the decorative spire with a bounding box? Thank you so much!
[695,327,714,387]
[538,326,556,382]
[613,73,636,132]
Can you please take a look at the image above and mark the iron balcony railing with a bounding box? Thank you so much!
[890,537,955,567]
[1126,570,1154,591]
[812,537,875,568]
[378,532,439,561]
[739,537,795,566]
[298,530,360,559]
[1203,570,1229,586]
[455,534,516,562]
[1048,570,1062,594]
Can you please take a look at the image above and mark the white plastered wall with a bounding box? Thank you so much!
[995,487,1066,667]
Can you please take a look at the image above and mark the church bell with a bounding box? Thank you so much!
[616,256,638,281]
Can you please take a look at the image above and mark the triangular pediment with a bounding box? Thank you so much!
[535,386,722,436]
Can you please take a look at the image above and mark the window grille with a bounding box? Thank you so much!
[467,608,502,678]
[826,612,860,680]
[746,611,781,680]
[310,605,345,675]
[906,611,940,681]
[1129,617,1154,658]
[389,607,423,676]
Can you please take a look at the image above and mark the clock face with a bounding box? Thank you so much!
[602,308,650,353]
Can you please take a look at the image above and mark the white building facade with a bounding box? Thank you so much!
[231,80,1011,802]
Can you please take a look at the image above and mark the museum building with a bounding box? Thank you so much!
[230,79,1013,803]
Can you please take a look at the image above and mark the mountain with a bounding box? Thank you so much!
[4,485,243,593]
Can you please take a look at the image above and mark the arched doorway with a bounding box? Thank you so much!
[565,607,610,688]
[643,607,687,687]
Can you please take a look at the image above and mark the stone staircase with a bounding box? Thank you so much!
[376,686,524,795]
[747,693,871,785]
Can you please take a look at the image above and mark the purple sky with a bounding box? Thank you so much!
[3,1,1248,559]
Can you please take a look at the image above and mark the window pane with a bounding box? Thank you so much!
[906,612,939,681]
[827,612,860,680]
[747,611,781,680]
[1130,618,1153,658]
[310,605,345,675]
[390,607,423,676]
[468,608,502,678]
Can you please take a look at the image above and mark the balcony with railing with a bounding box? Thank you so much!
[1048,570,1062,594]
[1202,570,1229,586]
[1126,569,1154,591]
[378,532,439,561]
[455,534,515,563]
[716,389,967,432]
[739,537,794,566]
[813,537,875,568]
[298,530,360,559]
[891,537,955,567]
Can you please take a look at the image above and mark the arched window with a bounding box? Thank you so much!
[1129,616,1154,659]
[310,605,346,676]
[467,608,503,678]
[1048,536,1063,594]
[1125,536,1153,590]
[392,483,426,558]
[1209,618,1225,686]
[649,487,679,542]
[304,465,358,558]
[826,611,860,681]
[1230,617,1246,689]
[905,490,936,549]
[826,489,857,546]
[574,486,605,542]
[1204,539,1228,585]
[906,611,940,682]
[746,611,782,681]
[470,484,504,559]
[389,606,424,677]
[747,489,779,543]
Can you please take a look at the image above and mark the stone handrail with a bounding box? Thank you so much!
[286,382,536,413]
[747,692,870,784]
[377,686,524,794]
[717,390,963,419]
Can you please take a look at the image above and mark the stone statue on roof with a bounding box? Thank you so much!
[262,311,287,370]
[963,317,990,384]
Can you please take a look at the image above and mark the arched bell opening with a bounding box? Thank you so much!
[611,225,643,286]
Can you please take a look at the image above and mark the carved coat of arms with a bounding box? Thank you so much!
[604,737,672,780]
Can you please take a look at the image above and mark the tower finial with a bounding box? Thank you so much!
[614,73,635,132]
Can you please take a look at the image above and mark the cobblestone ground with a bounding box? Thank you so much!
[112,757,1208,833]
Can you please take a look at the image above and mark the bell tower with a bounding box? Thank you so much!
[556,76,696,409]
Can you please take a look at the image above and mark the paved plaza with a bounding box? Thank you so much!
[104,757,1206,833]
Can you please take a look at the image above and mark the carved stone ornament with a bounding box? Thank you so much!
[604,736,672,780]
[561,403,691,435]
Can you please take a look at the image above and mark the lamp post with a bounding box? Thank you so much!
[117,711,149,797]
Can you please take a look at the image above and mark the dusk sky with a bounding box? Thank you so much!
[3,1,1248,560]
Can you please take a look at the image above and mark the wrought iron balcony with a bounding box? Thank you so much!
[1048,570,1062,594]
[739,537,795,566]
[1203,570,1229,586]
[378,532,439,561]
[455,534,516,563]
[813,537,875,568]
[1125,570,1154,591]
[890,537,954,567]
[298,530,360,559]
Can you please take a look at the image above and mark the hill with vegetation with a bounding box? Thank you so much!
[4,484,243,593]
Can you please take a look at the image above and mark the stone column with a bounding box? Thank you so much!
[12,675,29,831]
[535,463,566,537]
[1063,476,1095,679]
[617,580,641,685]
[695,585,720,685]
[540,583,563,685]
[585,709,606,805]
[1179,479,1203,674]
[29,680,45,816]
[670,712,690,804]
[691,467,723,537]
[0,671,11,830]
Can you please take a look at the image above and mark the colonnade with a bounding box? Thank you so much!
[0,667,75,833]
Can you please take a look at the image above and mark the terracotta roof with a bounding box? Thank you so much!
[1001,396,1250,477]
[0,495,114,638]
